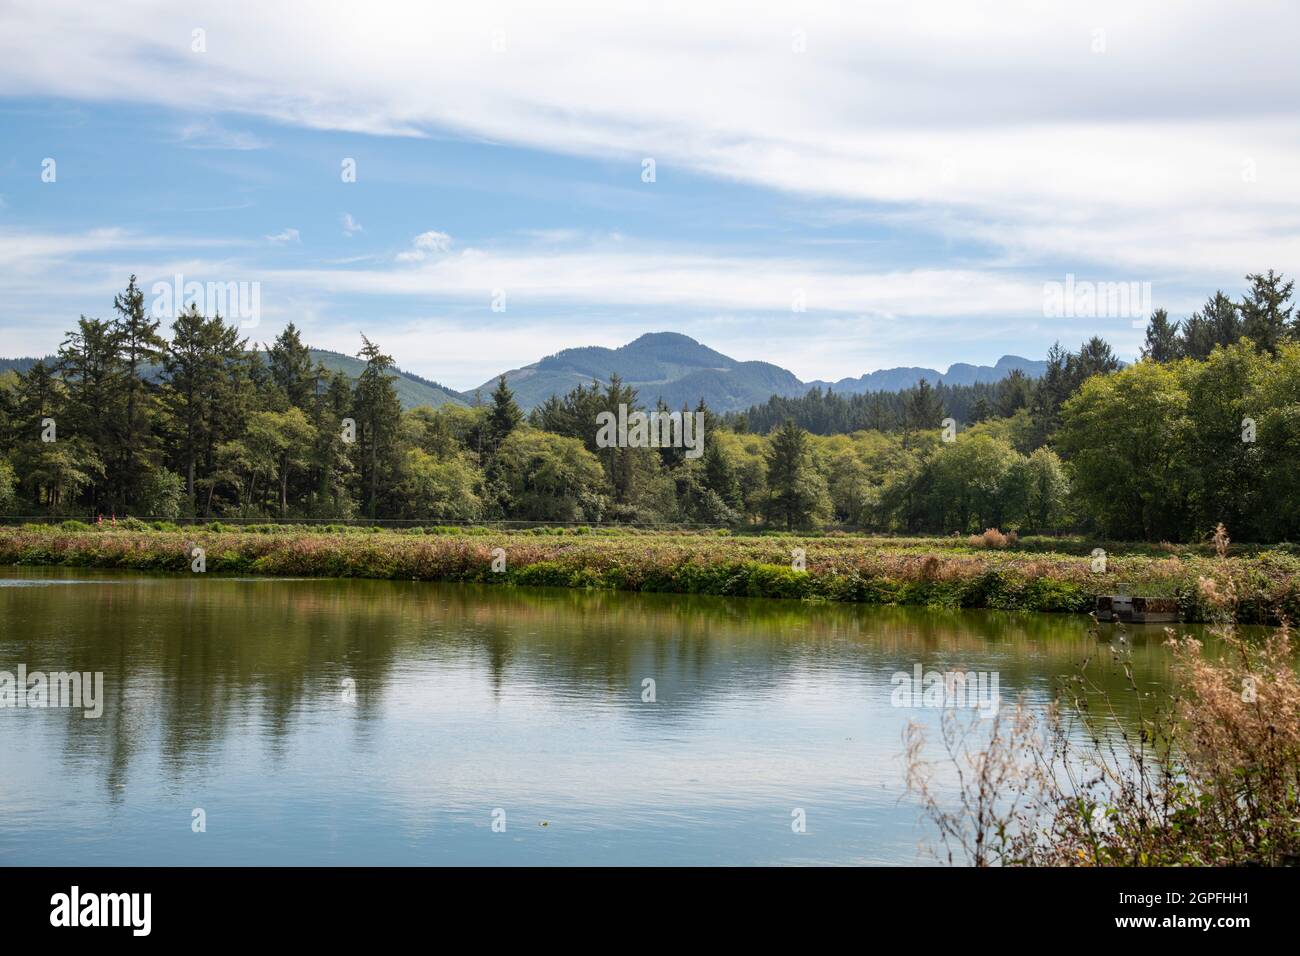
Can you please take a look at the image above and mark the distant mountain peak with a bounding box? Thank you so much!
[469,332,1046,413]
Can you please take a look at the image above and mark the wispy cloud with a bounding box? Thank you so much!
[175,119,267,151]
[396,230,452,262]
[341,213,363,236]
[265,228,300,243]
[1,1,1296,275]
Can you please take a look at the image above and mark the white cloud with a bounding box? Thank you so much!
[396,230,452,262]
[0,224,1071,384]
[0,1,1296,276]
[175,118,266,151]
[265,228,300,243]
[341,213,363,236]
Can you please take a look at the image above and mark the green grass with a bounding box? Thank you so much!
[2,524,1297,622]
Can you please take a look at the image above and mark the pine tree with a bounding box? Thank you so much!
[486,374,523,453]
[702,439,741,509]
[267,323,316,410]
[1240,270,1294,354]
[1070,336,1120,383]
[111,275,166,507]
[160,306,247,508]
[764,419,827,530]
[903,378,943,446]
[57,316,125,511]
[1141,308,1181,362]
[352,336,402,518]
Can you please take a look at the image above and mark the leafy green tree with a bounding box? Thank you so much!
[245,408,316,517]
[0,458,17,513]
[1027,342,1072,448]
[1056,361,1191,539]
[1069,336,1120,385]
[1013,447,1070,532]
[1181,292,1243,360]
[22,441,103,514]
[494,428,608,521]
[136,468,184,518]
[1182,342,1266,537]
[931,434,1020,532]
[903,378,944,448]
[1252,342,1300,540]
[396,449,483,521]
[304,367,356,517]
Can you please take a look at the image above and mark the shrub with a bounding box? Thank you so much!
[967,528,1010,549]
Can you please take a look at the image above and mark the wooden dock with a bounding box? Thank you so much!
[1096,594,1179,624]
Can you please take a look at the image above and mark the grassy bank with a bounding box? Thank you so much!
[2,523,1298,622]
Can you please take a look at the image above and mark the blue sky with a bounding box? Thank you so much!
[1,1,1296,390]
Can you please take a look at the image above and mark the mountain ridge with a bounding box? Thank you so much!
[471,332,1046,412]
[2,333,1048,413]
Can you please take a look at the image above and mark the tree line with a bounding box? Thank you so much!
[0,272,1295,541]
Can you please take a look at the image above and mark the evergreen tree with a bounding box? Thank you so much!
[1240,270,1294,355]
[266,323,316,410]
[486,374,523,452]
[903,378,943,446]
[111,275,166,507]
[764,419,828,530]
[160,305,248,508]
[1141,308,1181,362]
[352,336,402,518]
[702,439,741,510]
[57,316,125,511]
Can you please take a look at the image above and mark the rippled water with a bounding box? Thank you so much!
[0,567,1212,865]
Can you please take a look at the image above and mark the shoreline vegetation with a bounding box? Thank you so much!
[3,523,1297,623]
[908,591,1300,866]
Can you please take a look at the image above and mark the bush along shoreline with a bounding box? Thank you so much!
[2,525,1298,623]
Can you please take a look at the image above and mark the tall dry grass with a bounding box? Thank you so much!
[907,529,1300,866]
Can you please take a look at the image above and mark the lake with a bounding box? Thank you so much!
[0,567,1207,865]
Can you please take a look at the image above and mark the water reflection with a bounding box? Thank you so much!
[0,568,1221,865]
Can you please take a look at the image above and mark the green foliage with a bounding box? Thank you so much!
[136,468,185,519]
[5,271,1297,542]
[0,458,16,512]
[764,420,831,529]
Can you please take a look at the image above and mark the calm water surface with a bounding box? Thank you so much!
[0,567,1214,865]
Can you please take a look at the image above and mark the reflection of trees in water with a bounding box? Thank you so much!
[1,571,1232,799]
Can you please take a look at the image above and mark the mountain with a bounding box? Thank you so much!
[0,356,53,377]
[473,333,1046,413]
[308,350,463,409]
[806,354,1048,395]
[471,332,807,411]
[3,334,1045,413]
[0,350,464,410]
